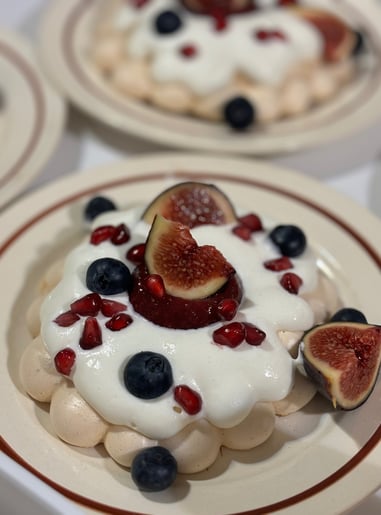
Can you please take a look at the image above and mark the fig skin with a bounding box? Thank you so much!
[145,215,235,300]
[142,182,237,229]
[301,322,381,410]
[129,263,243,330]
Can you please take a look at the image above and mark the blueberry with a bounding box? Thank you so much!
[154,10,182,34]
[86,258,131,295]
[84,196,116,222]
[330,308,367,324]
[223,96,255,130]
[124,351,173,399]
[269,225,307,257]
[131,446,177,491]
[352,30,365,56]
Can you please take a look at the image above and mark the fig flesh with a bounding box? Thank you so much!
[302,322,381,410]
[291,7,356,62]
[129,263,243,329]
[142,182,236,228]
[144,215,235,300]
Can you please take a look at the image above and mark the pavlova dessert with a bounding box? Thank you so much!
[91,0,364,130]
[20,182,381,492]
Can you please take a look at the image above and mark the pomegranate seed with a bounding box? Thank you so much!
[70,293,102,316]
[174,385,202,415]
[280,272,303,294]
[146,274,165,298]
[79,317,102,350]
[217,298,239,321]
[132,0,149,7]
[232,224,252,241]
[54,311,80,327]
[244,323,266,346]
[54,348,76,375]
[213,322,246,348]
[105,313,133,331]
[126,243,146,264]
[238,213,263,232]
[264,256,293,272]
[256,29,270,41]
[273,30,287,41]
[110,223,130,245]
[180,44,198,58]
[101,299,127,317]
[90,225,116,245]
[278,0,298,6]
[213,11,227,31]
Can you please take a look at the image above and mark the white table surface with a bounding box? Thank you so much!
[0,1,380,514]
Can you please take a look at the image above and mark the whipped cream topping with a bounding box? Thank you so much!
[111,0,323,95]
[40,201,318,440]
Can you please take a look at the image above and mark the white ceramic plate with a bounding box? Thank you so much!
[0,154,380,515]
[0,29,66,210]
[38,0,381,155]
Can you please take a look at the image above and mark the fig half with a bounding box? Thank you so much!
[292,7,356,62]
[142,182,237,228]
[302,322,381,410]
[145,215,235,300]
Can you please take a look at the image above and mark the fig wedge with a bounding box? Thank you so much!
[142,182,237,228]
[145,215,235,300]
[291,7,356,62]
[302,322,381,410]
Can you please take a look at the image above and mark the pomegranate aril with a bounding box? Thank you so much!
[101,299,127,317]
[132,0,149,8]
[54,311,80,327]
[70,293,102,316]
[213,322,246,348]
[264,256,293,272]
[256,29,270,41]
[146,274,165,298]
[238,213,263,232]
[110,223,130,245]
[79,317,103,350]
[126,243,146,264]
[174,385,202,415]
[217,298,239,321]
[273,30,287,41]
[280,272,303,294]
[232,224,252,241]
[54,348,76,375]
[180,44,197,58]
[105,313,133,331]
[90,225,116,245]
[244,323,266,346]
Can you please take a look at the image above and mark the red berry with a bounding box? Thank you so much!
[256,29,270,41]
[53,311,80,327]
[70,293,102,316]
[110,223,130,245]
[232,224,252,241]
[146,274,165,298]
[213,322,246,348]
[244,323,266,346]
[280,272,303,294]
[126,243,146,264]
[54,348,76,375]
[238,213,263,232]
[79,317,102,350]
[90,225,116,245]
[100,299,127,317]
[174,385,202,415]
[180,44,198,57]
[217,298,239,321]
[263,256,293,272]
[105,313,133,331]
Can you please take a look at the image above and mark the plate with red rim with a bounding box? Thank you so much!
[0,153,380,515]
[0,29,66,211]
[38,0,381,155]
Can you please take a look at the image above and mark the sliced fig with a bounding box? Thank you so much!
[142,182,236,228]
[129,263,243,329]
[292,7,356,62]
[302,322,381,410]
[144,215,235,300]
